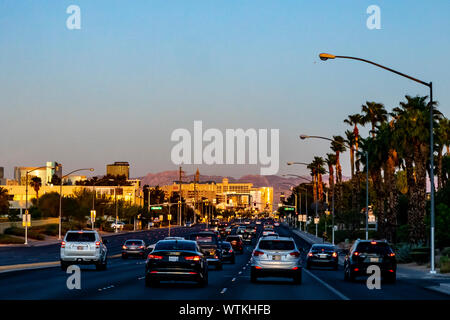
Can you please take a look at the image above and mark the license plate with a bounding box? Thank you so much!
[77,246,84,250]
[169,256,179,262]
[319,254,327,259]
[370,257,380,262]
[272,255,281,261]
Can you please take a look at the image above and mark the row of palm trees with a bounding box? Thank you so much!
[305,95,449,244]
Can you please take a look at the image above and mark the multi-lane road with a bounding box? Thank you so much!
[0,224,449,300]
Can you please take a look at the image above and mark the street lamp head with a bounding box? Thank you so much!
[89,168,95,172]
[319,53,336,61]
[299,134,309,140]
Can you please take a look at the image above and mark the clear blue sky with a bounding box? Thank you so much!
[0,0,449,179]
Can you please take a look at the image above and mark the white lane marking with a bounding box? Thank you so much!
[138,276,145,280]
[98,284,115,291]
[303,269,350,301]
[238,271,242,275]
[220,288,227,294]
[232,277,236,282]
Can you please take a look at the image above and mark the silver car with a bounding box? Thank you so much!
[250,236,302,284]
[60,230,108,271]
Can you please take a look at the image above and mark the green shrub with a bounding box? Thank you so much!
[440,256,450,273]
[0,234,24,244]
[123,224,134,231]
[410,247,430,264]
[441,247,450,257]
[395,243,414,263]
[4,227,45,240]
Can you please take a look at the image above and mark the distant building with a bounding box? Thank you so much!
[0,167,5,185]
[13,161,62,186]
[106,162,130,179]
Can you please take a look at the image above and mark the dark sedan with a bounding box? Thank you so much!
[145,240,208,287]
[306,244,338,270]
[122,239,147,259]
[226,235,244,254]
[221,241,235,264]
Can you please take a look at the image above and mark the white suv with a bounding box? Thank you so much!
[60,230,108,271]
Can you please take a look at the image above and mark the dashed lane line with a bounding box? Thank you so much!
[303,269,350,300]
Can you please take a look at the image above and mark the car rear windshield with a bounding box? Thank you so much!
[312,245,335,252]
[189,235,216,244]
[222,242,231,249]
[125,240,143,246]
[356,242,391,254]
[259,240,295,251]
[227,236,240,241]
[65,232,96,242]
[155,241,196,251]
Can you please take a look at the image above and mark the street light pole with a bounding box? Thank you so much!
[319,53,435,272]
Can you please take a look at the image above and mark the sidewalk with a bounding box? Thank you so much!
[290,227,450,296]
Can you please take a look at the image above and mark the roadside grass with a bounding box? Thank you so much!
[0,234,24,244]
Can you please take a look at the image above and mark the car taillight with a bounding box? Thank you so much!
[332,252,338,258]
[229,249,233,253]
[353,252,359,256]
[290,251,300,257]
[185,256,201,261]
[308,252,313,257]
[61,241,66,248]
[139,246,144,249]
[122,245,127,250]
[253,250,264,257]
[95,241,100,248]
[148,254,163,260]
[388,253,395,257]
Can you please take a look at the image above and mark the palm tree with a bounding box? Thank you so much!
[436,117,450,190]
[391,95,441,243]
[361,102,388,137]
[325,153,337,213]
[30,176,42,205]
[0,187,10,216]
[331,135,346,213]
[344,114,364,177]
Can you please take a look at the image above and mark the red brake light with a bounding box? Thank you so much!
[95,241,100,248]
[290,251,300,257]
[354,268,359,272]
[255,266,262,269]
[353,252,359,256]
[253,250,264,257]
[139,246,144,249]
[229,249,233,253]
[332,252,338,257]
[371,241,377,245]
[388,253,395,257]
[292,267,299,270]
[185,256,201,261]
[308,252,313,257]
[61,241,66,248]
[148,254,163,260]
[122,245,127,250]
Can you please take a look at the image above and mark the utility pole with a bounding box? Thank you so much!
[179,166,183,226]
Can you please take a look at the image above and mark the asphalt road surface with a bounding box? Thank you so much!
[0,225,448,300]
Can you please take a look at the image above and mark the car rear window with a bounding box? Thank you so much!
[155,241,196,251]
[312,245,335,252]
[65,232,96,242]
[226,236,240,241]
[125,240,143,246]
[259,240,295,251]
[356,242,391,254]
[222,242,231,249]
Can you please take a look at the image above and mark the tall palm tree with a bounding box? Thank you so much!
[436,117,450,189]
[30,176,42,205]
[325,153,337,212]
[361,102,388,137]
[0,187,10,216]
[331,135,346,213]
[391,95,441,243]
[344,113,364,177]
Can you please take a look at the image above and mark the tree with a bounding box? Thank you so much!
[331,135,346,213]
[50,174,62,186]
[0,187,10,216]
[30,176,42,205]
[361,101,388,137]
[435,117,450,190]
[37,192,60,218]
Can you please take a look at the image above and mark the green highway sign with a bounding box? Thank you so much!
[283,207,295,211]
[150,206,163,210]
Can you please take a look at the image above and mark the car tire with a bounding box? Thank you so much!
[231,256,235,264]
[61,261,69,271]
[384,273,396,283]
[216,262,223,270]
[293,271,302,284]
[122,254,127,259]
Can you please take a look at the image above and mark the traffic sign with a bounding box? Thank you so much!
[159,215,164,221]
[167,214,172,220]
[151,206,163,210]
[22,214,31,227]
[314,217,320,224]
[90,210,96,222]
[284,207,295,211]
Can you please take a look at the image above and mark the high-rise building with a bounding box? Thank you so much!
[106,162,130,179]
[13,161,61,186]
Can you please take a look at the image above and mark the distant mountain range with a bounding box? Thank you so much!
[138,170,350,206]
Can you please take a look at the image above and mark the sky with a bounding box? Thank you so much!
[0,0,449,179]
